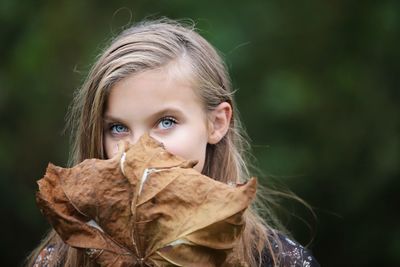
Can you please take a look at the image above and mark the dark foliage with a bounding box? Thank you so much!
[1,1,399,266]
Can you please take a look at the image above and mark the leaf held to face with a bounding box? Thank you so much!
[36,134,257,266]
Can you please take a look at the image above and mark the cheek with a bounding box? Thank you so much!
[161,133,208,173]
[103,137,117,159]
[166,144,206,173]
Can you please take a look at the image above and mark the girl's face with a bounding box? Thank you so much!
[103,65,222,173]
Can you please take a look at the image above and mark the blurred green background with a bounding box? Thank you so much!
[1,1,399,266]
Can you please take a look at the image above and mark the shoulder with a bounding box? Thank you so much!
[260,233,320,267]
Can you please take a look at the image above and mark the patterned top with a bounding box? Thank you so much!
[260,234,320,267]
[33,245,55,267]
[33,234,319,267]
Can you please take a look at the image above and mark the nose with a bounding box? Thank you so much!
[111,132,146,156]
[108,131,164,159]
[131,133,143,145]
[128,131,162,146]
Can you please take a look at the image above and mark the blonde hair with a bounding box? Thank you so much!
[27,18,285,266]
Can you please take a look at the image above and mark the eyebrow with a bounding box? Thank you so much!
[103,107,185,123]
[103,115,123,123]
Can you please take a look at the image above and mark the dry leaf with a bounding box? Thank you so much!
[36,134,257,266]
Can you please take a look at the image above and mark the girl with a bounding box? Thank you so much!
[27,18,319,267]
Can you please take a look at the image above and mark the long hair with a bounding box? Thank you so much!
[26,18,285,267]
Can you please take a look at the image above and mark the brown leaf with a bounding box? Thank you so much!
[36,134,257,266]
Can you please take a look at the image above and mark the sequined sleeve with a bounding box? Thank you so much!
[261,234,320,267]
[32,245,55,267]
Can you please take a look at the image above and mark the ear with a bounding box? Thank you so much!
[207,102,232,144]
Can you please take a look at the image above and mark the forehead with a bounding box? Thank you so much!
[162,57,198,93]
[104,61,206,119]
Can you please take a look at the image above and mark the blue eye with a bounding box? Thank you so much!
[110,124,128,134]
[158,117,177,129]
